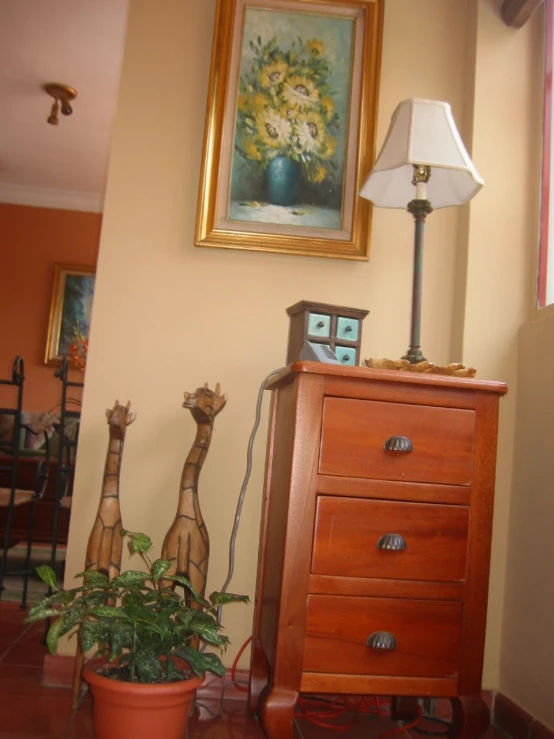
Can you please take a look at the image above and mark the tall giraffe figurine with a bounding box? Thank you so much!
[85,400,136,576]
[161,383,227,609]
[72,400,136,707]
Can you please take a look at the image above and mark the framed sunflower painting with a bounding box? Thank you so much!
[195,0,383,260]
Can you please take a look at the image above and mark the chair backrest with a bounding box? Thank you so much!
[19,423,52,499]
[0,356,25,475]
[0,359,51,500]
[53,356,83,496]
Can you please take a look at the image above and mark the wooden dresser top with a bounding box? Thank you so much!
[267,361,508,396]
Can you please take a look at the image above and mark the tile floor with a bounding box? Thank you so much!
[0,601,508,738]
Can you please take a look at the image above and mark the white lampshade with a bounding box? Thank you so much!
[360,98,484,209]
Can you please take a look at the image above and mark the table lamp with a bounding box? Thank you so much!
[360,98,484,363]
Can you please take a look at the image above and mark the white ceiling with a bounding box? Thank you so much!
[0,0,129,212]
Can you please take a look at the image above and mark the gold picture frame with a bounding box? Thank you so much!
[195,0,383,261]
[45,264,96,366]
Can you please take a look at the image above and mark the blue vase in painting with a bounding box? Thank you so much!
[266,157,301,206]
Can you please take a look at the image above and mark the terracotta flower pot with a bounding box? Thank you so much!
[83,663,204,739]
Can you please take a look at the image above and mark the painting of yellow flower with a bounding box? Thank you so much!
[229,6,355,228]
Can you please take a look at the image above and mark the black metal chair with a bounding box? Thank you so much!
[49,356,82,576]
[0,357,52,608]
[0,356,25,598]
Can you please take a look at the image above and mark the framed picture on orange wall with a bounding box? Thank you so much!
[195,0,383,261]
[44,264,95,369]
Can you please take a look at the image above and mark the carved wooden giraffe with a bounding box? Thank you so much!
[161,383,227,605]
[72,400,135,708]
[85,400,136,576]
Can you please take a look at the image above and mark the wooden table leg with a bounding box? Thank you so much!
[248,638,269,716]
[260,686,298,739]
[391,696,420,722]
[450,696,490,738]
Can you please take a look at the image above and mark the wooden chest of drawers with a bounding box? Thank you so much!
[249,362,506,738]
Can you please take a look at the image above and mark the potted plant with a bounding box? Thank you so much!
[26,530,249,739]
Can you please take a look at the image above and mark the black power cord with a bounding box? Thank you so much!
[413,714,451,736]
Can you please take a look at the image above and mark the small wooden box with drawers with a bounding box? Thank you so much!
[249,362,507,739]
[286,300,369,366]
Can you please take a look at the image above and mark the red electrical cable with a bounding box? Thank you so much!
[295,692,413,735]
[230,635,252,692]
[296,695,359,732]
[232,636,423,737]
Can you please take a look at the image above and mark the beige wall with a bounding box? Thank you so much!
[495,9,553,723]
[63,0,540,688]
[500,308,554,730]
[461,0,543,688]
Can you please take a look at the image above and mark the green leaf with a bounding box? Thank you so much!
[165,657,179,682]
[123,603,158,624]
[79,621,100,652]
[180,610,229,647]
[189,622,230,648]
[113,570,149,587]
[136,654,163,683]
[35,565,57,590]
[164,576,212,608]
[82,590,118,607]
[175,646,208,678]
[195,651,226,677]
[209,592,250,606]
[62,606,87,633]
[25,608,61,624]
[92,606,127,619]
[82,570,110,588]
[62,588,81,605]
[46,614,67,655]
[122,593,144,609]
[152,559,172,582]
[123,531,153,554]
[175,647,226,677]
[108,622,134,652]
[26,591,65,621]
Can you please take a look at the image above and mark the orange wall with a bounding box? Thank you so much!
[0,203,101,411]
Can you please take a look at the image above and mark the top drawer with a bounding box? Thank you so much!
[320,397,475,486]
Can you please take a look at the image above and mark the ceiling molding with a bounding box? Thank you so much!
[501,0,544,27]
[0,183,103,213]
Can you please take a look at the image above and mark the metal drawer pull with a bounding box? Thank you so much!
[383,435,413,453]
[367,631,397,651]
[377,533,407,551]
[317,321,325,328]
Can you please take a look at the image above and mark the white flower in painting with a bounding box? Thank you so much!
[282,76,320,109]
[294,111,326,154]
[257,108,293,148]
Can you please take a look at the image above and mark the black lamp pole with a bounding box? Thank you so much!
[402,166,433,364]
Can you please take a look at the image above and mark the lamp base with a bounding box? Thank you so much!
[402,347,427,364]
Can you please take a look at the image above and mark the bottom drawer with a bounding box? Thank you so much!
[304,595,462,678]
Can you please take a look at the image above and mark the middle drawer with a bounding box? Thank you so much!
[312,496,470,582]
